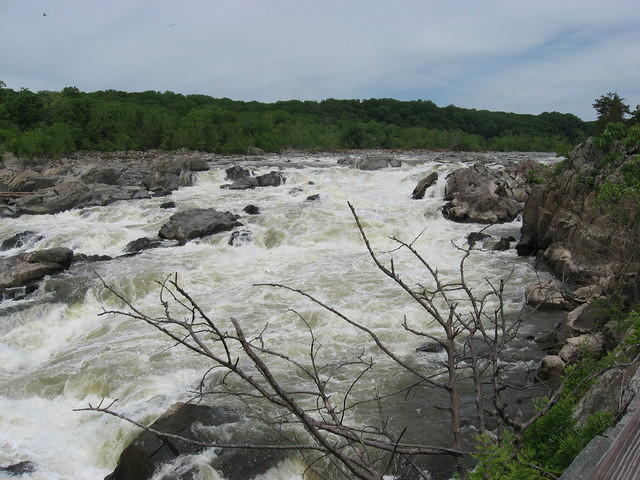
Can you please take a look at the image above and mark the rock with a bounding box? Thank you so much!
[242,204,260,215]
[411,172,438,199]
[558,333,604,363]
[442,163,531,224]
[0,248,74,289]
[225,166,252,181]
[516,139,640,290]
[159,209,242,243]
[416,342,444,353]
[72,253,113,263]
[228,229,252,246]
[354,156,401,170]
[490,237,511,251]
[565,304,599,334]
[81,167,122,185]
[1,231,43,251]
[105,403,286,480]
[337,157,355,166]
[182,156,209,171]
[573,363,640,429]
[25,247,73,268]
[288,187,304,195]
[221,177,259,190]
[525,282,567,310]
[0,461,36,475]
[305,194,320,202]
[125,237,163,254]
[467,232,491,247]
[537,355,566,382]
[160,201,176,209]
[152,190,172,198]
[535,330,562,354]
[6,172,59,192]
[256,171,285,187]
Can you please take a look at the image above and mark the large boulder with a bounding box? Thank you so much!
[81,167,122,185]
[411,172,438,199]
[225,166,252,181]
[558,333,604,363]
[6,172,59,192]
[105,403,286,480]
[354,156,401,170]
[442,162,533,224]
[256,171,285,187]
[525,282,569,310]
[0,247,74,289]
[159,209,242,243]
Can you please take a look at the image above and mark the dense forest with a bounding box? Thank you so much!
[0,84,594,158]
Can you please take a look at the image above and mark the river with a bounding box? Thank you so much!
[0,152,555,479]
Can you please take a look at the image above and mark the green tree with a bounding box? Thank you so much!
[593,92,630,133]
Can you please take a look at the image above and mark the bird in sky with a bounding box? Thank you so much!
[43,12,47,16]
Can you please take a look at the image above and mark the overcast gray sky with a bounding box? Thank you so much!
[1,0,638,120]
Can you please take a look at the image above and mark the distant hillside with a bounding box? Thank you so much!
[0,87,594,158]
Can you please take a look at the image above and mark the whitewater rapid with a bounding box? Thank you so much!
[0,152,554,479]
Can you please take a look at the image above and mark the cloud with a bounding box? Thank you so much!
[1,0,638,119]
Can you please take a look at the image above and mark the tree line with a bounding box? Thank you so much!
[0,84,595,158]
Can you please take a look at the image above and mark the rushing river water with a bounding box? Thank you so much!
[0,152,556,479]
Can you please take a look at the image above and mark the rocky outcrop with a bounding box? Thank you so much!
[442,161,535,224]
[159,209,242,243]
[525,281,570,310]
[221,169,285,190]
[517,138,640,292]
[0,247,74,298]
[105,403,286,480]
[338,155,401,170]
[411,172,438,199]
[0,151,210,217]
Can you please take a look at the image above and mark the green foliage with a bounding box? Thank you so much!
[471,431,541,480]
[593,92,630,133]
[0,87,591,158]
[594,122,627,150]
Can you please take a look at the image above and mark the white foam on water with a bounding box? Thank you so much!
[0,153,550,479]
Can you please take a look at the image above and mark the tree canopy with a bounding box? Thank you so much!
[0,86,595,158]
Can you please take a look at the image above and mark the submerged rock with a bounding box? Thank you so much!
[242,204,260,215]
[256,171,285,187]
[411,172,438,199]
[105,403,286,480]
[225,166,252,180]
[159,209,242,243]
[0,231,43,251]
[228,229,252,246]
[0,461,36,476]
[125,237,164,254]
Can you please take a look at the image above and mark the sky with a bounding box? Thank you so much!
[1,0,639,120]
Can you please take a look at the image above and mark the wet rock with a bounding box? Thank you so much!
[160,201,176,209]
[225,166,252,181]
[159,209,242,243]
[467,232,491,247]
[125,237,164,254]
[256,171,285,187]
[411,172,438,199]
[416,342,444,353]
[152,190,172,198]
[105,403,286,480]
[0,248,74,289]
[221,177,259,190]
[25,247,73,268]
[288,187,304,195]
[442,162,531,224]
[525,282,568,310]
[228,229,252,246]
[337,157,355,166]
[1,284,39,301]
[0,461,36,475]
[242,204,260,215]
[1,231,43,251]
[537,355,566,382]
[490,237,512,251]
[72,253,113,263]
[305,194,320,202]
